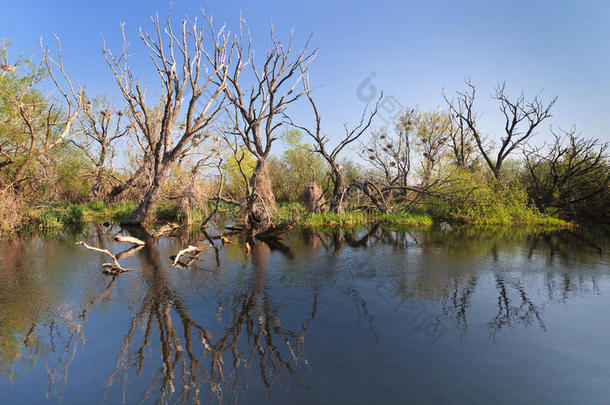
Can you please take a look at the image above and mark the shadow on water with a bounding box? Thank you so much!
[0,223,609,403]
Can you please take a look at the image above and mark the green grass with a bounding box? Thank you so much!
[16,195,571,234]
[25,201,137,229]
[304,209,433,227]
[272,202,433,227]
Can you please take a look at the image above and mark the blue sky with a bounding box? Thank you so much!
[2,0,609,145]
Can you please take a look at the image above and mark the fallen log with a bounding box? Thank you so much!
[170,245,206,267]
[112,235,146,246]
[75,241,131,273]
[115,245,144,260]
[254,218,296,240]
[151,222,180,238]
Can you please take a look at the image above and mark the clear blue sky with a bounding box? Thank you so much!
[2,0,609,144]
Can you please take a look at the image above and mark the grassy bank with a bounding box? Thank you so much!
[274,202,569,228]
[24,201,138,229]
[7,197,571,236]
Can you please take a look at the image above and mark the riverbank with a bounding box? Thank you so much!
[5,199,570,237]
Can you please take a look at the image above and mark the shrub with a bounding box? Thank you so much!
[429,169,568,226]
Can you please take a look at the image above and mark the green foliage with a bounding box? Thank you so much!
[87,201,107,212]
[305,209,433,227]
[34,204,84,228]
[54,147,92,203]
[177,207,206,224]
[273,202,432,227]
[269,129,327,202]
[429,168,569,227]
[108,201,137,222]
[155,200,179,221]
[222,146,257,198]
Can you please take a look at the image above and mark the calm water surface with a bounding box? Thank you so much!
[0,224,609,404]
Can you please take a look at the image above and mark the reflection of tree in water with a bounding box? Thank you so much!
[104,229,316,404]
[302,225,607,342]
[0,236,92,401]
[487,276,546,340]
[1,225,608,402]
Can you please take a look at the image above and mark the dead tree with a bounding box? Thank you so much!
[444,79,556,179]
[103,11,229,224]
[361,108,415,198]
[290,75,382,213]
[447,110,479,168]
[213,22,316,230]
[73,97,130,201]
[523,127,609,221]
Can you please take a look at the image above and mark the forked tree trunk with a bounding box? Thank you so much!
[246,158,276,231]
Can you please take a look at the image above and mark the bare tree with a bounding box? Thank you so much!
[102,11,230,224]
[73,97,131,200]
[444,79,556,179]
[290,76,382,213]
[213,21,316,230]
[447,111,479,168]
[523,127,609,221]
[362,109,415,193]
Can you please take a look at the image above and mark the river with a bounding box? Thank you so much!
[0,224,608,404]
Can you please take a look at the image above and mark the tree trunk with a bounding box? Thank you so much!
[91,145,108,200]
[120,174,163,225]
[106,163,149,203]
[303,181,325,213]
[329,166,347,213]
[246,158,276,231]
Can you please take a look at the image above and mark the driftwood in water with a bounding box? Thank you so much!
[151,222,180,238]
[75,241,131,274]
[115,245,144,260]
[113,235,146,246]
[170,245,206,267]
[254,218,296,240]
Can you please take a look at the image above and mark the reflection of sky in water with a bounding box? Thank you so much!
[0,225,608,404]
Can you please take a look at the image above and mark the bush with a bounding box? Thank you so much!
[429,169,568,226]
[87,201,107,212]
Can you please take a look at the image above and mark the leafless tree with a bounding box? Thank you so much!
[73,97,131,200]
[290,75,382,213]
[213,21,316,230]
[102,10,230,224]
[361,109,415,193]
[444,79,556,179]
[523,127,609,220]
[447,111,479,168]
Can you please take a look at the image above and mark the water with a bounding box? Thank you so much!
[0,224,609,404]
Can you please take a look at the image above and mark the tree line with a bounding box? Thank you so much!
[0,10,608,233]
